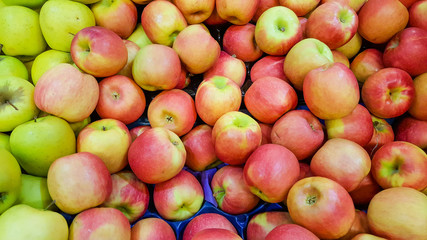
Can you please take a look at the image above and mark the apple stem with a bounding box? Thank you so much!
[44,200,56,211]
[6,100,18,111]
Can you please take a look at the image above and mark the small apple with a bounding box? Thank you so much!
[216,0,259,25]
[265,224,319,240]
[395,116,427,150]
[250,55,288,83]
[204,51,247,87]
[408,73,427,120]
[279,0,320,16]
[335,32,363,59]
[364,115,395,156]
[182,213,238,240]
[0,55,28,80]
[246,211,294,240]
[131,218,176,240]
[127,24,152,49]
[350,48,384,83]
[223,23,263,62]
[117,40,141,79]
[252,0,280,22]
[0,148,21,214]
[409,0,427,31]
[173,0,215,24]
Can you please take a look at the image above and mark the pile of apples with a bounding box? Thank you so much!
[0,0,427,239]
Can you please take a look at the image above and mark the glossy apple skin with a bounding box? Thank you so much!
[246,211,294,240]
[243,144,300,203]
[287,177,356,240]
[265,224,319,240]
[250,56,288,83]
[364,115,394,156]
[71,26,128,77]
[244,76,298,124]
[409,0,427,31]
[96,75,146,125]
[153,170,204,221]
[335,32,363,59]
[223,23,263,62]
[182,213,237,240]
[358,0,409,44]
[271,110,324,160]
[349,172,382,206]
[303,62,360,120]
[204,51,246,87]
[47,152,112,215]
[131,218,176,240]
[173,0,215,24]
[371,141,427,191]
[367,187,427,240]
[133,44,181,91]
[279,0,320,16]
[409,73,427,120]
[69,207,130,240]
[325,104,374,147]
[362,68,415,119]
[216,0,259,25]
[321,0,367,12]
[193,228,242,240]
[212,111,262,165]
[395,117,427,150]
[117,40,140,79]
[383,27,427,77]
[140,0,187,46]
[128,127,186,184]
[252,0,280,22]
[339,210,370,240]
[350,48,384,83]
[306,1,358,49]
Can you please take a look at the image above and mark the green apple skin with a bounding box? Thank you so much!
[31,49,72,85]
[15,174,53,209]
[0,148,21,214]
[0,0,5,8]
[0,204,68,240]
[2,0,47,9]
[10,115,76,177]
[0,133,10,151]
[0,76,40,132]
[69,116,91,137]
[127,24,152,49]
[39,0,95,52]
[0,6,47,58]
[72,0,101,4]
[0,55,29,80]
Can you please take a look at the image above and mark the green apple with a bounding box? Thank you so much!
[0,55,29,80]
[15,174,54,209]
[23,60,34,82]
[0,148,21,214]
[39,0,95,52]
[0,133,10,151]
[0,204,68,240]
[31,49,72,85]
[69,116,91,137]
[9,115,76,177]
[2,0,47,9]
[127,24,152,49]
[0,6,47,59]
[0,0,6,8]
[0,76,40,132]
[73,0,101,4]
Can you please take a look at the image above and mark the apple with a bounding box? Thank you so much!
[140,0,187,46]
[223,23,263,62]
[10,115,76,177]
[265,224,319,240]
[173,24,221,74]
[283,38,334,91]
[96,75,146,125]
[30,50,73,85]
[371,141,427,191]
[192,228,243,240]
[304,62,360,120]
[34,63,99,123]
[204,51,246,87]
[212,111,262,165]
[306,1,358,49]
[216,0,259,25]
[271,109,324,160]
[298,162,314,180]
[47,152,112,215]
[91,0,138,38]
[362,68,415,119]
[175,65,191,89]
[395,116,427,150]
[128,127,186,184]
[332,50,350,68]
[127,24,152,49]
[254,6,302,55]
[69,116,91,137]
[132,44,181,91]
[2,0,47,9]
[69,207,131,240]
[181,124,221,172]
[0,133,10,151]
[279,0,320,16]
[244,76,298,124]
[367,187,427,240]
[246,211,294,240]
[182,213,238,240]
[358,0,408,44]
[244,144,300,203]
[131,218,176,240]
[195,76,242,126]
[154,170,204,221]
[0,204,68,240]
[335,32,363,59]
[71,26,128,77]
[325,104,374,147]
[399,0,418,8]
[321,0,367,12]
[351,234,387,240]
[287,176,356,239]
[339,210,370,240]
[117,40,140,78]
[349,172,382,206]
[129,125,151,141]
[173,0,215,24]
[77,118,132,174]
[409,0,427,31]
[15,174,53,210]
[250,55,288,83]
[0,76,39,132]
[39,0,95,52]
[203,6,227,25]
[259,123,272,145]
[147,89,197,136]
[383,27,427,77]
[350,48,384,83]
[364,115,395,156]
[252,0,280,22]
[0,149,21,214]
[0,55,28,80]
[409,73,427,120]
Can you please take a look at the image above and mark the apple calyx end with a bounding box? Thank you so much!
[306,195,317,206]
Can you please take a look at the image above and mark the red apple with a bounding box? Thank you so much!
[173,0,215,24]
[128,127,186,184]
[350,48,384,83]
[175,65,191,90]
[243,144,300,203]
[246,211,294,240]
[117,40,140,79]
[265,224,319,240]
[303,62,360,120]
[332,50,350,68]
[182,213,237,240]
[287,176,356,239]
[96,75,146,125]
[298,162,314,180]
[409,73,427,120]
[250,55,288,83]
[244,76,298,124]
[364,115,395,156]
[216,0,259,25]
[395,116,427,150]
[321,0,368,12]
[192,228,242,240]
[349,172,382,206]
[131,218,176,240]
[223,23,263,62]
[362,68,415,119]
[279,0,320,16]
[204,51,247,87]
[204,6,228,25]
[371,141,427,191]
[71,26,128,77]
[339,210,370,240]
[271,109,324,161]
[129,126,151,142]
[399,0,418,8]
[383,27,427,77]
[409,0,427,31]
[259,123,272,145]
[252,0,280,22]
